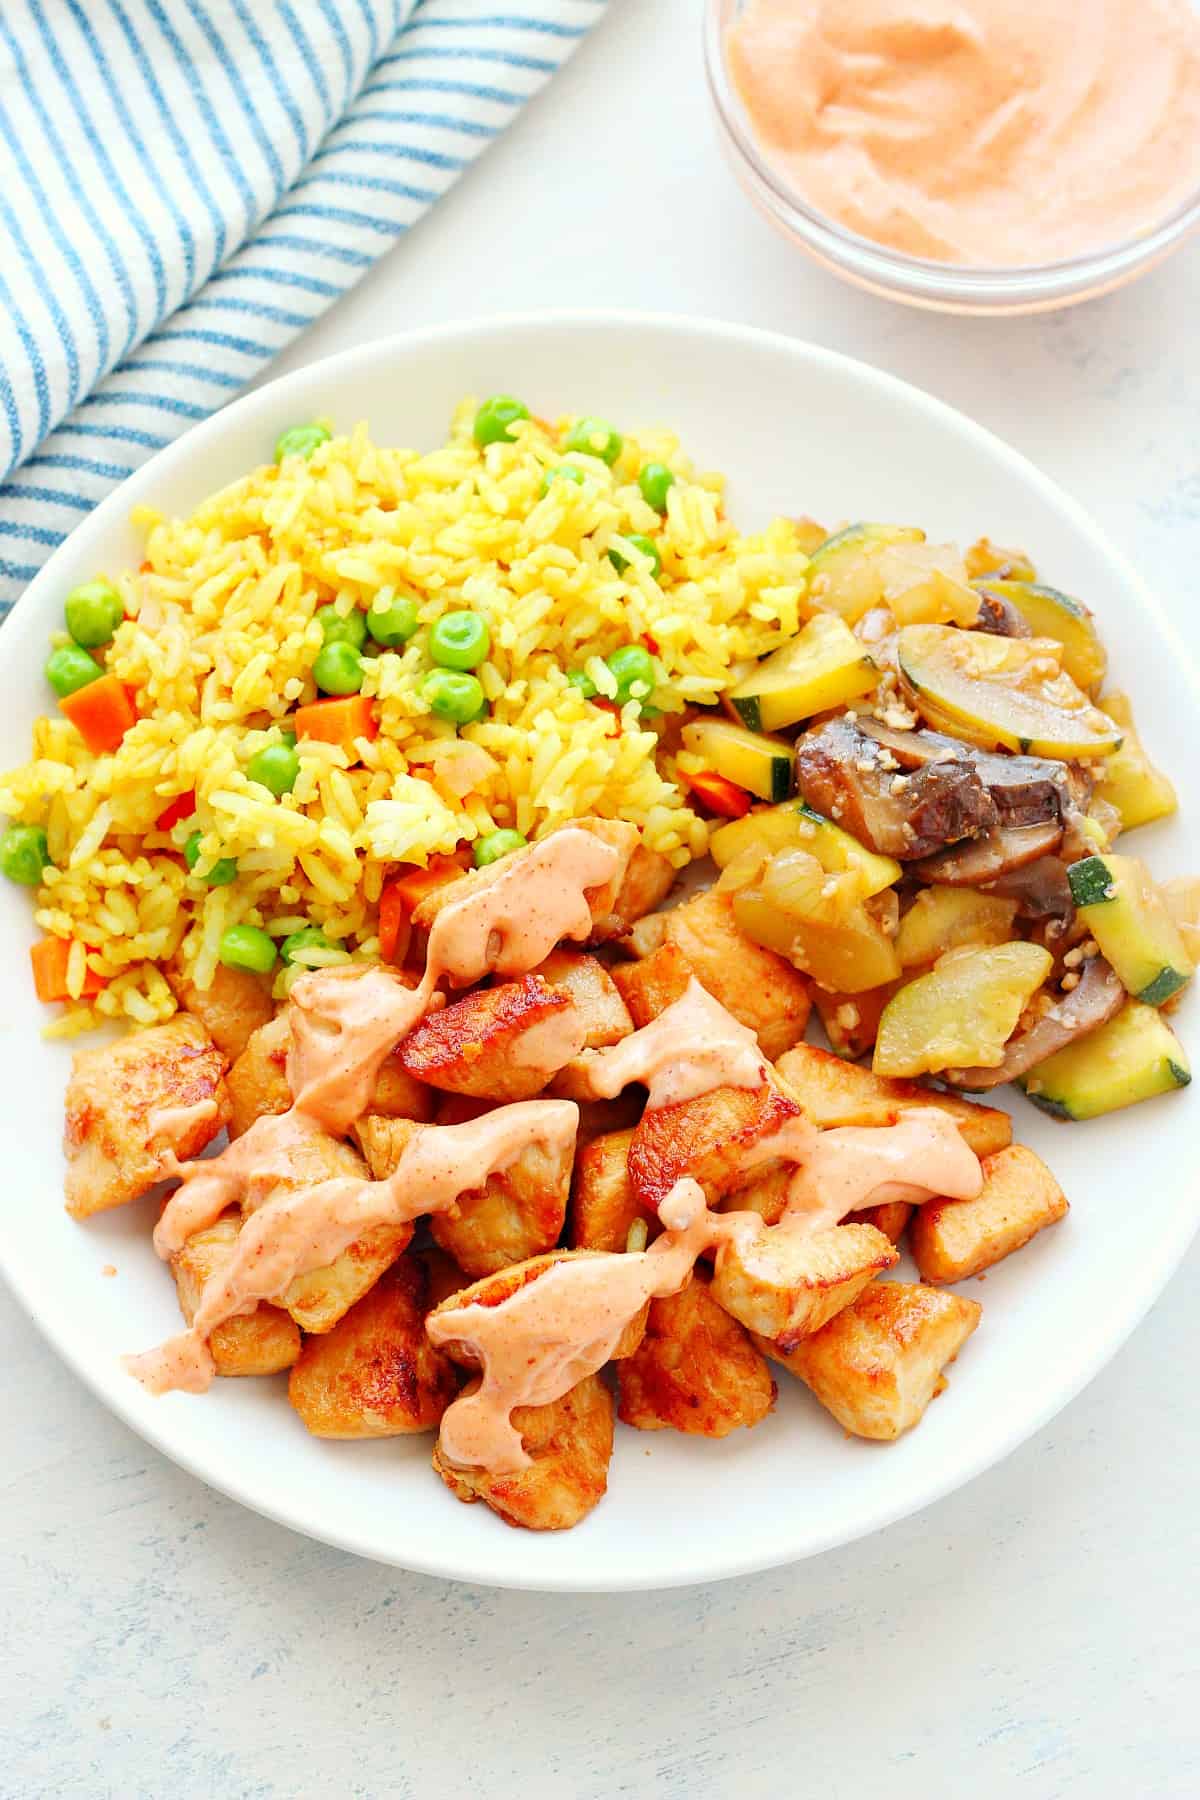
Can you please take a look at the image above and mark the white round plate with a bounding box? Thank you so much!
[1,313,1196,1592]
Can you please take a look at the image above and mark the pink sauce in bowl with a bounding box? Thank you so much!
[709,0,1200,309]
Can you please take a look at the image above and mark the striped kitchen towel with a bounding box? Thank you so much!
[0,0,608,616]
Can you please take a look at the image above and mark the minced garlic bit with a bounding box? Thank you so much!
[835,1003,860,1031]
[1061,971,1081,991]
[1063,946,1084,969]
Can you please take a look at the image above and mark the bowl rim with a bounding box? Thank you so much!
[4,306,1200,1591]
[704,0,1200,314]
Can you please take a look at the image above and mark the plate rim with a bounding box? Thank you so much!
[3,307,1198,1593]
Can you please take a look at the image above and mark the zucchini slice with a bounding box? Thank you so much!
[894,886,1019,968]
[974,578,1107,694]
[1093,692,1177,833]
[1020,1001,1191,1120]
[897,623,1123,758]
[1067,853,1194,1005]
[729,613,876,732]
[873,941,1052,1078]
[680,717,795,803]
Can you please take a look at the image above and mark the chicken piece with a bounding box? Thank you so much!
[64,1015,231,1219]
[432,1372,614,1532]
[910,1144,1068,1284]
[171,1211,300,1377]
[711,1222,898,1351]
[628,1082,804,1211]
[618,1269,776,1437]
[537,949,634,1098]
[251,1130,412,1334]
[588,838,675,941]
[429,1249,647,1362]
[612,940,692,1025]
[774,1043,1012,1157]
[766,1279,982,1440]
[846,1200,913,1244]
[227,1014,433,1139]
[568,1126,656,1252]
[399,973,584,1102]
[287,1252,459,1438]
[409,817,645,947]
[358,1097,571,1279]
[627,889,813,1060]
[165,960,274,1063]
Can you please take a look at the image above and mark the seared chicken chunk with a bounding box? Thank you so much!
[537,948,634,1098]
[568,1126,655,1253]
[767,1279,982,1440]
[288,1252,459,1438]
[227,1013,433,1139]
[433,1372,614,1532]
[410,818,647,951]
[399,974,584,1102]
[165,960,274,1063]
[628,1082,805,1211]
[64,1015,230,1219]
[616,889,811,1061]
[171,1210,300,1377]
[712,1221,898,1351]
[249,1130,412,1334]
[429,1249,648,1362]
[910,1144,1068,1284]
[774,1043,1012,1158]
[618,1270,776,1437]
[357,1097,571,1280]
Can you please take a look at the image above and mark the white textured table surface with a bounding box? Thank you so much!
[4,3,1199,1795]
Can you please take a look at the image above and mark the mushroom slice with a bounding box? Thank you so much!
[972,591,1033,638]
[982,854,1075,920]
[914,820,1064,887]
[941,955,1124,1089]
[795,717,997,859]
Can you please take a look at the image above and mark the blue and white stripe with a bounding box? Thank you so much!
[0,1,607,612]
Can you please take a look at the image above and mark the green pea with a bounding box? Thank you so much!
[608,535,662,579]
[606,643,656,703]
[313,640,364,696]
[279,730,297,750]
[423,669,486,725]
[45,643,103,699]
[275,423,330,462]
[184,831,238,886]
[540,464,585,496]
[473,828,528,868]
[315,603,367,650]
[564,417,622,466]
[246,743,300,797]
[428,610,491,672]
[566,668,597,700]
[638,462,676,513]
[280,925,332,964]
[65,579,123,648]
[218,923,277,975]
[366,591,420,647]
[0,823,50,886]
[473,395,529,447]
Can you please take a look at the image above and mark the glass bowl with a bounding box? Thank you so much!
[705,0,1200,316]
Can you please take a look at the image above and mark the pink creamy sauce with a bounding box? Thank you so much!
[726,0,1200,266]
[123,822,983,1472]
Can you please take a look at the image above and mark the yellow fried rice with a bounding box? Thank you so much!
[0,399,813,1034]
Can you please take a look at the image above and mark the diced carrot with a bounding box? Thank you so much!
[155,790,196,831]
[293,694,377,753]
[59,674,137,754]
[685,769,753,819]
[377,880,410,966]
[30,936,107,1003]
